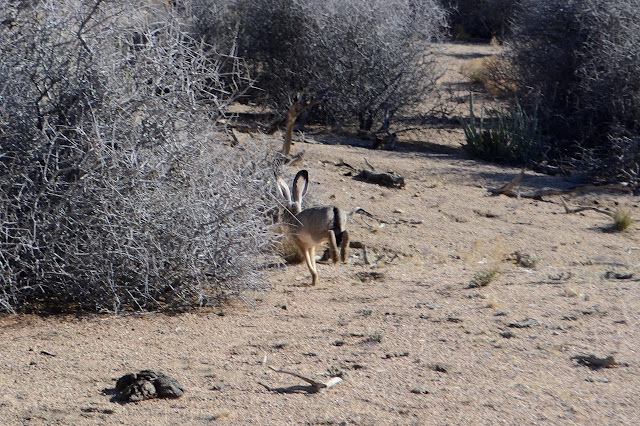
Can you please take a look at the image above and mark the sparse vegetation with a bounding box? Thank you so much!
[460,94,541,165]
[470,266,499,288]
[365,331,384,344]
[613,210,633,232]
[193,0,447,132]
[461,56,512,97]
[505,0,640,181]
[461,57,491,85]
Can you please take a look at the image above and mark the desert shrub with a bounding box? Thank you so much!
[439,0,516,41]
[192,0,446,132]
[460,95,541,164]
[470,266,499,288]
[612,210,633,232]
[506,0,640,181]
[460,56,513,97]
[0,0,274,314]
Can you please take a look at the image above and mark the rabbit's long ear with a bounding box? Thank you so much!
[292,170,309,205]
[276,175,292,203]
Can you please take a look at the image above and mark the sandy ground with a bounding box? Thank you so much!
[1,43,639,425]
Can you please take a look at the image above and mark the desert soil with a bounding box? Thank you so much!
[1,43,639,425]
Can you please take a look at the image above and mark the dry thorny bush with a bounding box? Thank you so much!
[0,0,276,313]
[192,0,447,132]
[505,0,640,181]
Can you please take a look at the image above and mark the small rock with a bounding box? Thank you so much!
[410,386,432,394]
[210,383,224,391]
[604,271,634,280]
[383,352,409,359]
[585,376,610,383]
[427,363,449,373]
[508,317,539,328]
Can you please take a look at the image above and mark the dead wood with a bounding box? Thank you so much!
[560,197,615,218]
[373,103,397,150]
[364,157,376,171]
[280,103,298,156]
[348,207,421,226]
[488,170,634,200]
[324,158,405,188]
[490,169,525,195]
[356,169,405,188]
[228,128,239,146]
[582,259,640,268]
[280,150,305,166]
[335,157,357,171]
[560,197,640,221]
[319,239,369,264]
[349,241,370,265]
[571,354,627,368]
[259,366,343,394]
[323,157,365,173]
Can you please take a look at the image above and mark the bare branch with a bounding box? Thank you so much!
[261,366,343,394]
[488,171,634,200]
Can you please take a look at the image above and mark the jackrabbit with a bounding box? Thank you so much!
[276,170,349,286]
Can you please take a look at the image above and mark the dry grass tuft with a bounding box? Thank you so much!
[471,266,500,287]
[460,56,512,97]
[613,209,633,232]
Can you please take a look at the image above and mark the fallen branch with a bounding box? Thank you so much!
[571,354,629,368]
[325,158,405,188]
[488,170,634,199]
[561,197,640,221]
[319,240,369,264]
[490,169,525,195]
[363,157,376,171]
[582,259,640,268]
[280,150,305,166]
[350,207,421,226]
[560,197,615,218]
[336,157,357,171]
[349,240,370,265]
[356,169,405,188]
[259,366,343,394]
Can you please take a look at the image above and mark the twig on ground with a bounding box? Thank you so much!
[582,260,640,268]
[335,158,356,171]
[571,354,629,368]
[364,157,376,171]
[259,366,343,394]
[349,208,421,226]
[561,197,640,221]
[349,241,369,265]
